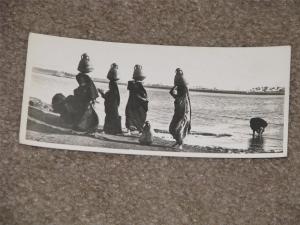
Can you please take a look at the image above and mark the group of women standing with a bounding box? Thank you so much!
[52,53,192,149]
[99,62,149,135]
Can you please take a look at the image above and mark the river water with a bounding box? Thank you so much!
[29,72,285,152]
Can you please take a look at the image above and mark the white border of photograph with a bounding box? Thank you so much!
[19,33,291,158]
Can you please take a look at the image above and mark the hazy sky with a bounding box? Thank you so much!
[28,33,291,90]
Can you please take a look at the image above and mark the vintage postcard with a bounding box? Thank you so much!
[19,33,291,158]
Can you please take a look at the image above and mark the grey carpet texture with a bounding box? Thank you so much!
[1,0,300,224]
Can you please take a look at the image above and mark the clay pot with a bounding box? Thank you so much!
[107,63,119,81]
[77,53,93,73]
[132,64,146,81]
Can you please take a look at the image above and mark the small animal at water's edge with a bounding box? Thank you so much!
[250,117,268,136]
[139,121,154,145]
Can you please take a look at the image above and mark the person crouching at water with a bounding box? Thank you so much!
[98,63,122,134]
[250,117,268,137]
[125,65,149,134]
[169,68,192,149]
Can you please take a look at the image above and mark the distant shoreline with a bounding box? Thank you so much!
[32,67,285,96]
[143,85,285,95]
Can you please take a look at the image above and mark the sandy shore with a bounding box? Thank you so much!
[25,97,247,154]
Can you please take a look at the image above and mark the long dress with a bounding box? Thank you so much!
[125,80,148,132]
[72,73,99,132]
[169,85,191,145]
[99,80,122,134]
[51,73,99,132]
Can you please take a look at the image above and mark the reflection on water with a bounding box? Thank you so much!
[248,136,265,152]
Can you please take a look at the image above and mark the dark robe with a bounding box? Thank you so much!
[169,85,191,145]
[125,80,148,132]
[75,73,99,101]
[100,81,122,134]
[51,73,99,132]
[72,73,99,132]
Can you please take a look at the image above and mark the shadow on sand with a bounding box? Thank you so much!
[26,102,243,153]
[26,105,178,150]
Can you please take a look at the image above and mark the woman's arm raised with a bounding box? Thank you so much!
[169,86,177,98]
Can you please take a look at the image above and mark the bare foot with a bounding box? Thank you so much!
[178,144,183,150]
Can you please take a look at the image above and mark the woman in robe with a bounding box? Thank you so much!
[169,68,191,149]
[71,53,99,132]
[52,53,99,133]
[98,63,122,134]
[125,65,148,133]
[75,53,99,104]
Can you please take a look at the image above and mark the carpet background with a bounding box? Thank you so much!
[0,0,300,224]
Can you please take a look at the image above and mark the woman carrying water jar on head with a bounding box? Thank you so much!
[169,68,192,149]
[125,65,149,134]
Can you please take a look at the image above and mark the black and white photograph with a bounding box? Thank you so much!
[19,33,291,158]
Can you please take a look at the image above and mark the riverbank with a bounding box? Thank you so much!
[25,97,249,154]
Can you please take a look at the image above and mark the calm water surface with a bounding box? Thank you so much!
[29,73,285,152]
